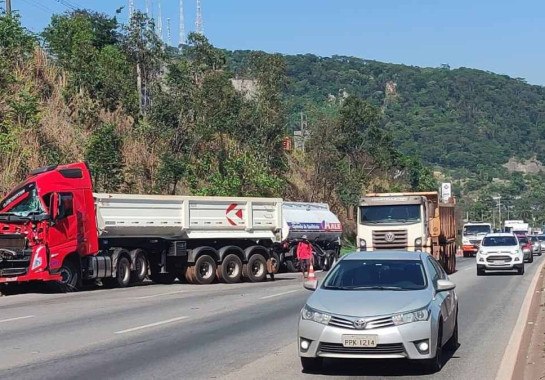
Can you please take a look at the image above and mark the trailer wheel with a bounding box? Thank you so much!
[243,254,267,282]
[130,249,148,284]
[58,260,79,292]
[194,255,217,285]
[217,254,242,284]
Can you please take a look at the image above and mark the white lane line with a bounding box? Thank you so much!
[114,316,189,334]
[260,289,301,300]
[463,267,473,271]
[132,291,185,300]
[0,315,34,324]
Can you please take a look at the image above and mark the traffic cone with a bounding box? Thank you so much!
[307,262,316,282]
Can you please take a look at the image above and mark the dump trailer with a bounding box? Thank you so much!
[278,202,342,272]
[357,191,457,274]
[0,163,283,288]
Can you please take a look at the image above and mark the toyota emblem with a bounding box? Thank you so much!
[385,232,396,242]
[353,318,367,329]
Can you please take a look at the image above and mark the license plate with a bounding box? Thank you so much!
[342,335,378,347]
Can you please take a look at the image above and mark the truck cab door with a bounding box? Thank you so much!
[47,192,77,270]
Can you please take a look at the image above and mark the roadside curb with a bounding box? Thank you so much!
[495,258,545,380]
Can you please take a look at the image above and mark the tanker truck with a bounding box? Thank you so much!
[0,162,342,290]
[357,192,457,274]
[277,202,342,272]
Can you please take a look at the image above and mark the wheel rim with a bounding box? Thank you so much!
[199,262,213,279]
[59,267,72,285]
[119,261,130,283]
[135,256,146,278]
[252,260,265,277]
[226,260,239,278]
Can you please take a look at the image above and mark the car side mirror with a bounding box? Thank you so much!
[304,280,318,291]
[436,279,456,292]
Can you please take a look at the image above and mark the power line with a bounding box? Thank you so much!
[21,0,54,13]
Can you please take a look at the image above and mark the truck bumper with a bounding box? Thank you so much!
[0,271,62,284]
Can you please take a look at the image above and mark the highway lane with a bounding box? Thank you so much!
[0,255,540,379]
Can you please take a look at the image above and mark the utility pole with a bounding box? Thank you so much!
[6,0,12,15]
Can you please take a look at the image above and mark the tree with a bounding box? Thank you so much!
[85,123,124,191]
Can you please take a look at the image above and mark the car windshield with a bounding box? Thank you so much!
[518,237,528,244]
[463,225,491,235]
[322,259,427,291]
[482,236,518,246]
[360,205,421,224]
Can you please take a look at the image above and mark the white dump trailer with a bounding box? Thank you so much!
[93,194,283,285]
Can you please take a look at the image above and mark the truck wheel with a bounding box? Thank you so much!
[217,254,242,283]
[130,249,148,284]
[58,260,79,292]
[267,252,280,275]
[243,254,267,282]
[194,255,217,285]
[286,259,298,273]
[113,256,132,288]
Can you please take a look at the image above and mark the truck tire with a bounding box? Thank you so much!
[104,256,131,288]
[194,255,217,285]
[242,254,267,282]
[57,260,79,292]
[130,249,148,284]
[217,254,242,284]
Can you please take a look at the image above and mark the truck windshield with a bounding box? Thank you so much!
[463,225,491,235]
[360,205,421,224]
[0,183,45,217]
[482,236,517,246]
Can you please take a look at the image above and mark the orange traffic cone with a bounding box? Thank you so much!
[307,262,316,281]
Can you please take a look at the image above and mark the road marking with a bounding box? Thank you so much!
[463,267,473,271]
[114,316,189,334]
[260,289,301,300]
[0,315,34,324]
[132,291,185,300]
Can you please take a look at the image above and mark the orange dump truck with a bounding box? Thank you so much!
[357,191,457,274]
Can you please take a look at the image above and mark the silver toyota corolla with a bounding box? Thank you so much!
[298,251,458,374]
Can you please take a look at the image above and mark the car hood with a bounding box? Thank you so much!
[307,288,432,317]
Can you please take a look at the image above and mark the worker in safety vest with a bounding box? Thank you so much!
[296,235,313,277]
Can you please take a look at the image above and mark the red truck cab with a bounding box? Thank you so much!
[0,163,98,285]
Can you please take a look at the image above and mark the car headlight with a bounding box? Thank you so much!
[392,307,430,326]
[301,305,332,325]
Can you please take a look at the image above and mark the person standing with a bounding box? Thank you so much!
[296,235,313,277]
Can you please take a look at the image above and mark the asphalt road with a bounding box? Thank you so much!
[0,254,542,380]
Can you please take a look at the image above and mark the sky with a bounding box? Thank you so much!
[8,0,545,85]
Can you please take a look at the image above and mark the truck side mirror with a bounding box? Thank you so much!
[49,193,59,221]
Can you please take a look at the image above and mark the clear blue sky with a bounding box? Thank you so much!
[10,0,545,85]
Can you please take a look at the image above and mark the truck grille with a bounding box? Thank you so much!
[0,235,30,277]
[372,230,408,249]
[329,315,395,330]
[319,343,405,355]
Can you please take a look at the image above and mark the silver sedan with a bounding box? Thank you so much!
[298,251,458,374]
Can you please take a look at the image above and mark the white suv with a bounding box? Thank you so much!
[476,233,524,275]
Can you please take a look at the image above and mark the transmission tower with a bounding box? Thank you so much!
[167,18,172,45]
[196,0,203,35]
[157,0,163,41]
[145,0,151,17]
[179,0,186,47]
[128,0,135,19]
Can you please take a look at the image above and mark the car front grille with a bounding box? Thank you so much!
[319,342,405,355]
[469,240,481,245]
[329,315,395,330]
[486,255,512,262]
[372,230,408,249]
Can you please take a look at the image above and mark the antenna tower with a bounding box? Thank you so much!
[167,18,172,45]
[179,0,186,47]
[196,0,203,35]
[157,0,163,41]
[128,0,135,19]
[145,0,151,17]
